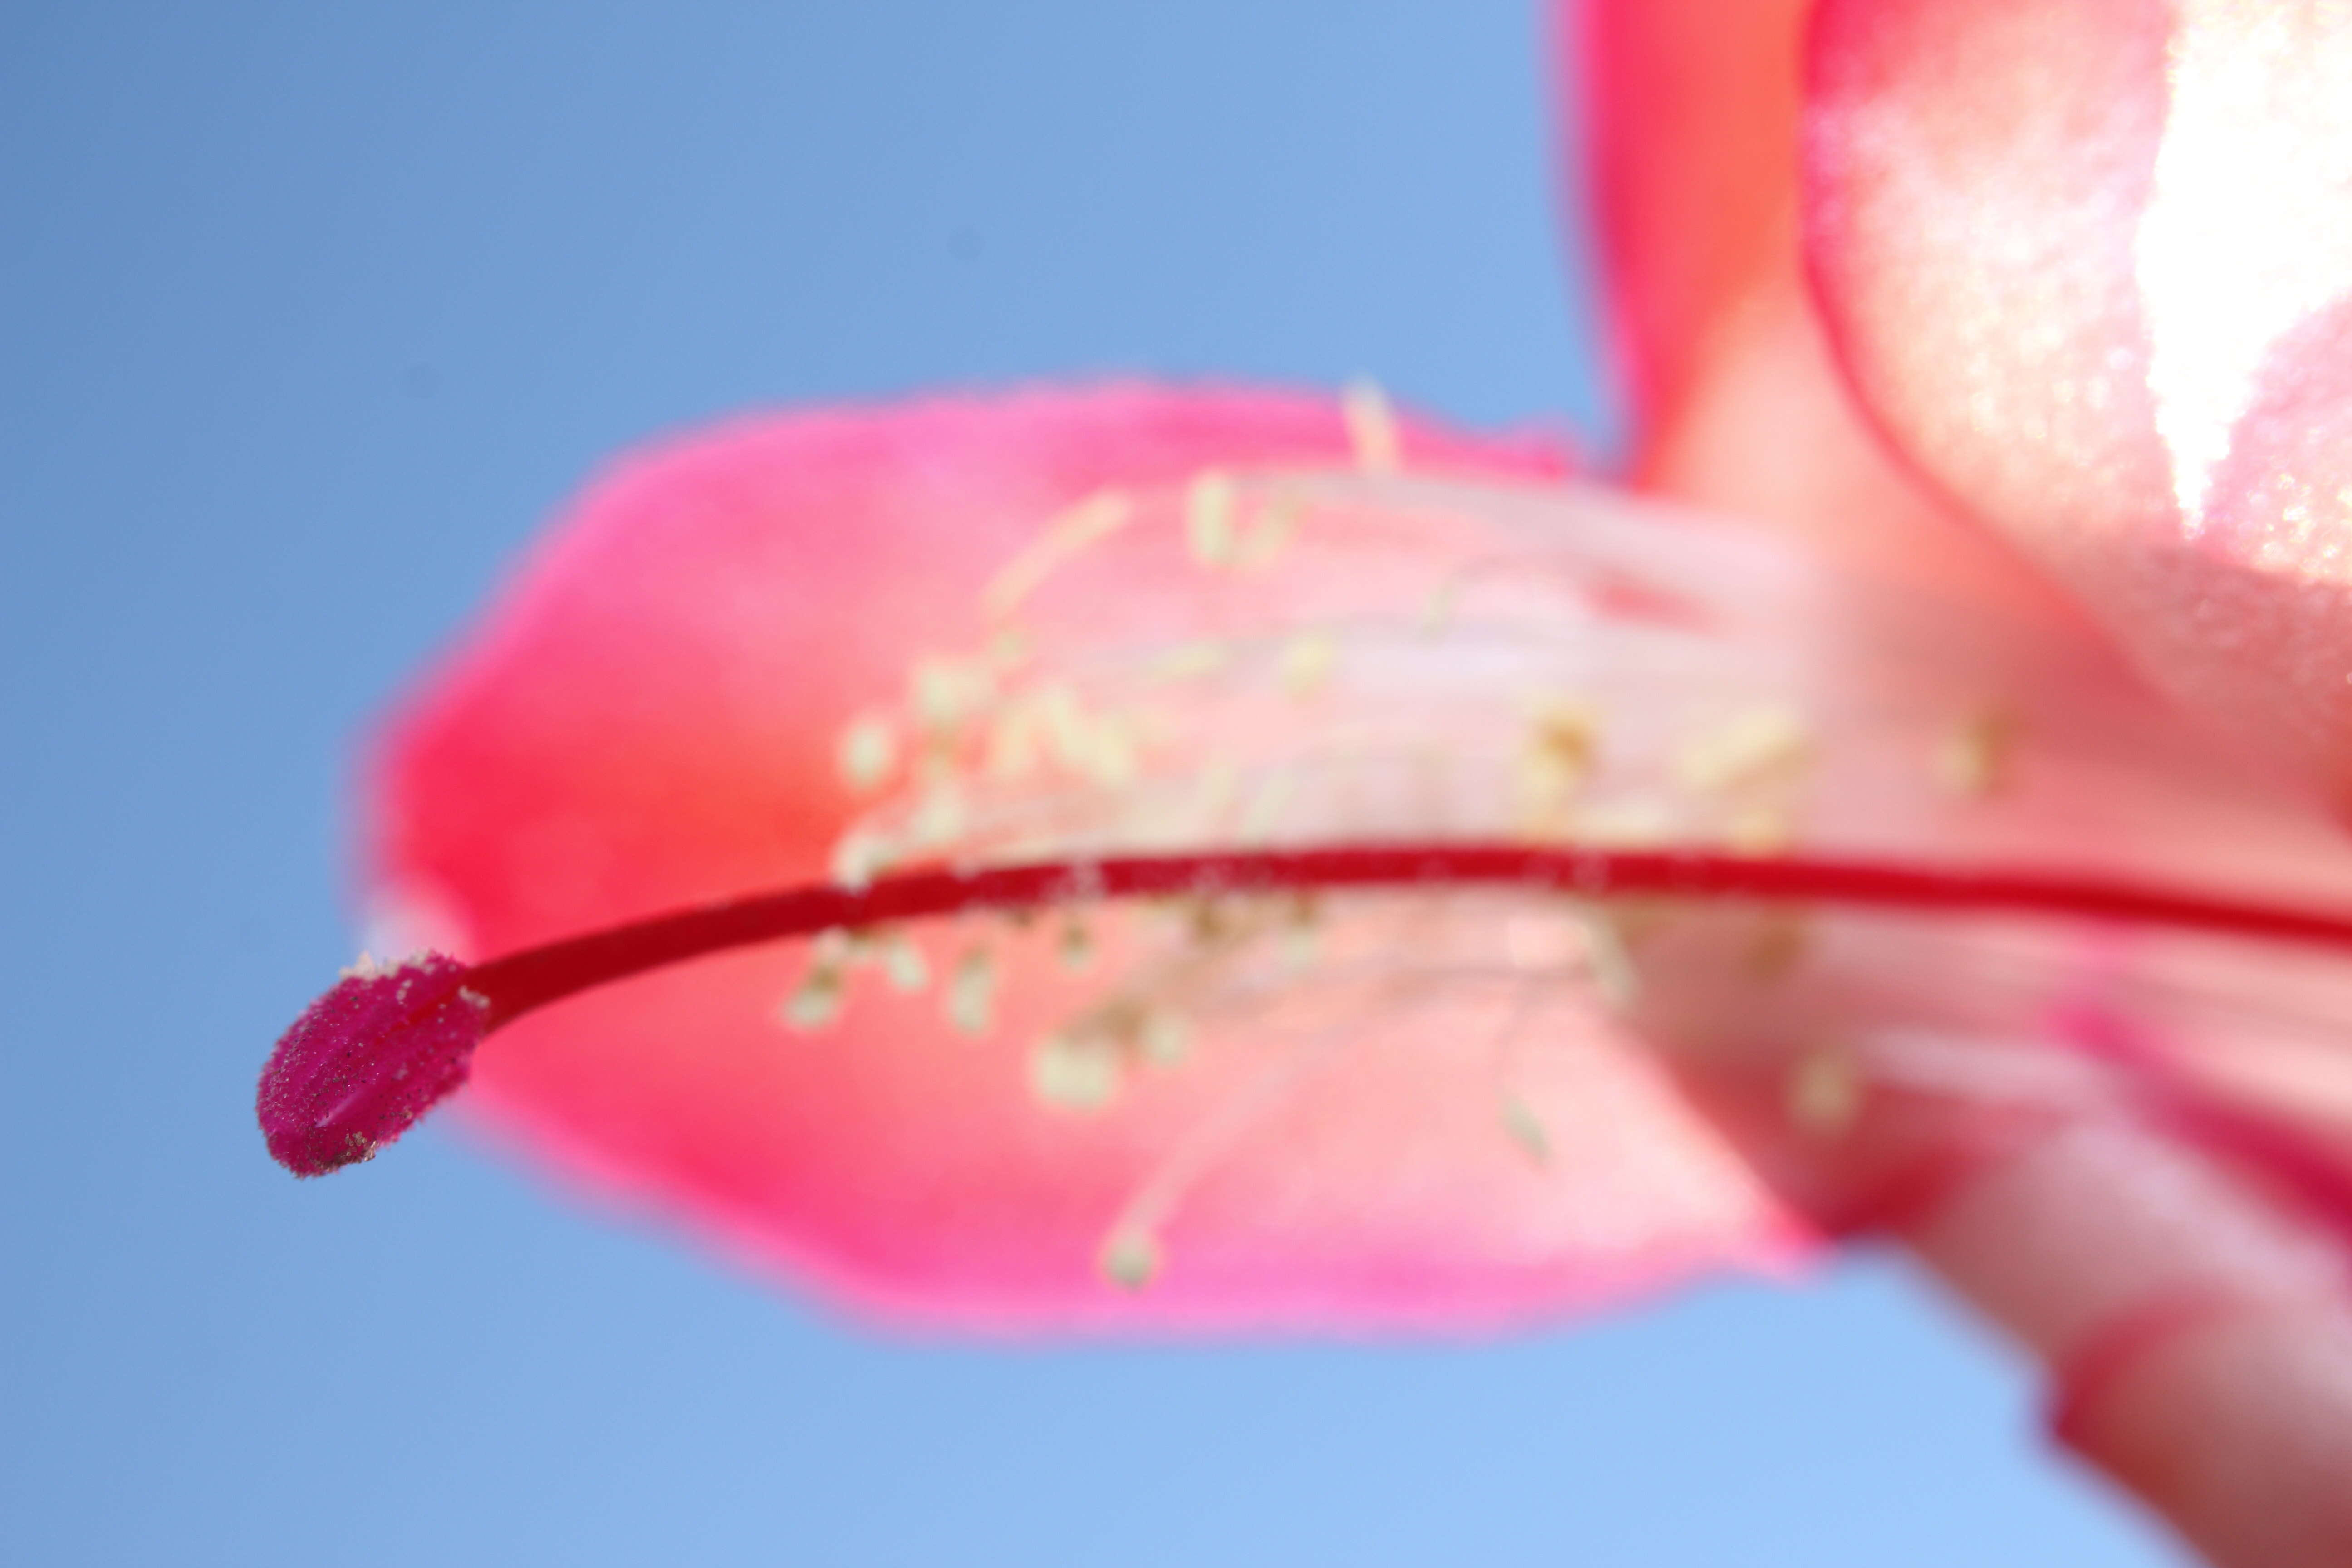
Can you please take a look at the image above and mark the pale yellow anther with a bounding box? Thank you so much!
[1186,470,1237,567]
[1138,1009,1191,1067]
[1278,922,1321,975]
[1676,706,1810,795]
[1578,910,1641,1012]
[1518,700,1598,832]
[1025,680,1142,786]
[1283,891,1323,934]
[1527,700,1597,781]
[984,697,1046,779]
[1149,640,1230,683]
[1724,805,1794,856]
[1573,797,1678,848]
[1342,378,1402,474]
[779,962,847,1033]
[1501,1094,1553,1166]
[1077,714,1140,788]
[809,926,866,968]
[908,782,969,848]
[1936,710,2017,799]
[1190,758,1240,822]
[983,628,1033,683]
[1035,682,1090,773]
[1098,1229,1162,1291]
[1418,578,1460,635]
[1744,914,1808,983]
[829,826,894,891]
[340,951,386,981]
[1030,1030,1125,1113]
[1053,914,1096,973]
[946,945,1000,1036]
[1183,896,1240,951]
[1277,892,1323,971]
[836,710,900,794]
[880,932,930,993]
[1278,629,1339,698]
[1786,1049,1864,1138]
[1237,769,1296,843]
[911,654,995,736]
[1235,489,1303,571]
[981,488,1133,619]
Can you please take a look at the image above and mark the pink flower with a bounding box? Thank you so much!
[262,3,2352,1562]
[1581,2,2352,1561]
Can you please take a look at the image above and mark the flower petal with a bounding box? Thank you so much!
[1564,0,2087,632]
[1917,1118,2352,1567]
[1804,0,2352,803]
[371,383,2352,1329]
[1568,0,1813,433]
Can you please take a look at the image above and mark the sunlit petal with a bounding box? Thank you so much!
[1805,0,2352,802]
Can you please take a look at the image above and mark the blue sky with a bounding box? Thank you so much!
[1,4,2184,1563]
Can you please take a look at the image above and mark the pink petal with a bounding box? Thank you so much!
[1912,1119,2352,1568]
[1568,0,1813,434]
[1804,0,2352,803]
[367,381,2352,1331]
[1563,0,2086,632]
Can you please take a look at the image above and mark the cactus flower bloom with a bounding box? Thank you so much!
[262,2,2352,1562]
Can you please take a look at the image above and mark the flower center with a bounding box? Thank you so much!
[272,453,2352,1297]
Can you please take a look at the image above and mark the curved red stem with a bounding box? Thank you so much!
[462,841,2352,1030]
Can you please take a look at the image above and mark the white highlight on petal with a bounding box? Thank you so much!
[2136,0,2352,527]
